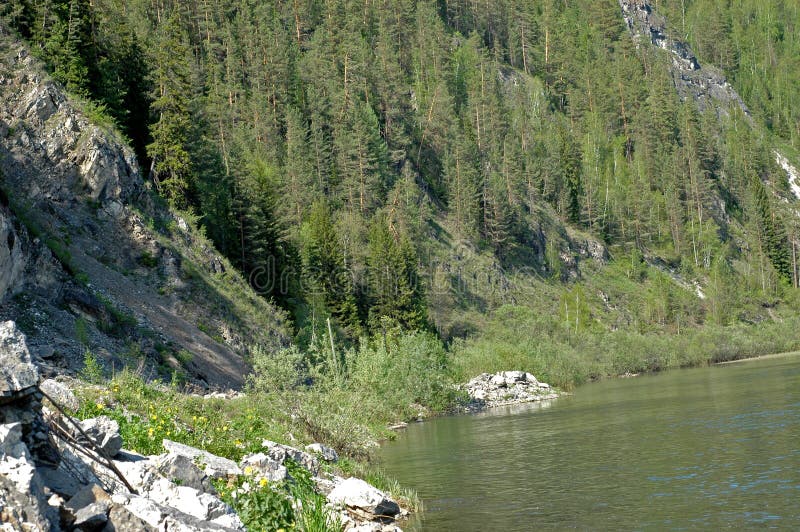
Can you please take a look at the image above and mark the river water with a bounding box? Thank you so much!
[378,355,800,530]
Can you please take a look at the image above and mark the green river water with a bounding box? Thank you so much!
[378,354,800,530]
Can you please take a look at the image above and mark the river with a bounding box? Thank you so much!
[378,354,800,530]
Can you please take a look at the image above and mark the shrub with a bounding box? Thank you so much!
[79,350,104,384]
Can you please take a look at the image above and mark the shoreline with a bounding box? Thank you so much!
[714,350,800,365]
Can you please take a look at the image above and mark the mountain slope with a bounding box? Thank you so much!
[0,24,289,388]
[2,0,800,367]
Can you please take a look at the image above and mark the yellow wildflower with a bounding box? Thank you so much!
[243,466,253,476]
[259,478,268,488]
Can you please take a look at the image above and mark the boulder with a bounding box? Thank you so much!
[156,453,215,494]
[261,440,320,475]
[145,478,232,522]
[502,371,526,383]
[162,439,241,479]
[305,443,338,463]
[0,321,39,401]
[0,422,25,456]
[0,474,53,531]
[73,501,110,530]
[40,379,79,412]
[104,505,157,532]
[327,478,400,520]
[117,492,244,531]
[79,416,123,457]
[489,374,506,387]
[65,483,111,515]
[239,453,287,482]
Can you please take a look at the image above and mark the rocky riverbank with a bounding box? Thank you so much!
[0,320,406,531]
[462,371,560,410]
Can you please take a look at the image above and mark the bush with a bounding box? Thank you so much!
[79,350,104,383]
[248,345,309,394]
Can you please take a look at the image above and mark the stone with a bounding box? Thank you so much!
[66,483,111,514]
[157,452,215,494]
[40,378,79,411]
[261,440,320,475]
[305,443,338,463]
[327,478,400,520]
[0,321,39,401]
[0,422,24,455]
[79,416,123,457]
[73,501,111,530]
[103,505,157,532]
[145,478,232,522]
[240,453,287,482]
[162,439,241,479]
[503,371,526,383]
[0,474,52,531]
[120,492,244,531]
[489,374,506,387]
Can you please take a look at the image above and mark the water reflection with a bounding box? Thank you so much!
[380,355,800,531]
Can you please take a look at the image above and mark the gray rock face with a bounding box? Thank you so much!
[327,478,401,520]
[464,371,559,408]
[144,477,235,523]
[113,492,244,531]
[261,439,320,475]
[73,501,110,530]
[305,442,339,463]
[0,207,28,301]
[40,378,79,411]
[105,504,158,532]
[156,452,215,493]
[0,321,39,400]
[618,0,750,117]
[162,439,241,479]
[0,473,53,531]
[78,415,123,457]
[240,452,288,482]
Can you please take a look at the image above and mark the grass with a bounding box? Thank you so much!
[72,367,418,530]
[450,304,800,390]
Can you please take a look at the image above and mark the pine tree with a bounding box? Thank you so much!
[147,13,193,208]
[302,201,362,337]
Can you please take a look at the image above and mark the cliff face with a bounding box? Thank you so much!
[618,0,750,118]
[0,25,288,389]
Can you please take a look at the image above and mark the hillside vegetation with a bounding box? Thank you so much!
[3,0,800,388]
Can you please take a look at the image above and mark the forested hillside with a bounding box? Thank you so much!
[3,0,800,356]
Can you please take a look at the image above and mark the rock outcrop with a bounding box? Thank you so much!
[0,22,290,389]
[464,371,559,408]
[0,321,406,531]
[618,0,750,117]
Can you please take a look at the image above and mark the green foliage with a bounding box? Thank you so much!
[74,317,90,346]
[452,304,800,390]
[248,345,309,394]
[79,350,104,384]
[137,251,158,268]
[6,0,800,335]
[218,475,296,531]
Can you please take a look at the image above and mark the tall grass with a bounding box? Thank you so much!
[451,305,800,389]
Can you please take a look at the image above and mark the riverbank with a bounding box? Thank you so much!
[450,306,800,391]
[715,350,800,365]
[0,321,413,531]
[377,353,800,531]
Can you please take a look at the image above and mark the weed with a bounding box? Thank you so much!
[74,317,90,346]
[175,349,193,366]
[138,251,158,268]
[79,350,104,384]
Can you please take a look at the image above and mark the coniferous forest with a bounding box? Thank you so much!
[4,0,800,385]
